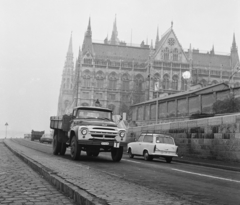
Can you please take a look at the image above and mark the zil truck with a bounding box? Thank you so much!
[50,106,126,162]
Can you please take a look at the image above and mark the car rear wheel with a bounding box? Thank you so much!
[111,146,123,162]
[128,148,134,158]
[70,135,81,160]
[143,151,153,161]
[53,134,61,155]
[165,157,172,163]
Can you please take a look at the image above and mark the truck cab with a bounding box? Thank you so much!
[50,106,126,162]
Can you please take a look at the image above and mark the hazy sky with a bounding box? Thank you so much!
[0,0,239,138]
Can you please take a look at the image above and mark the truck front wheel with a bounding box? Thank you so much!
[111,146,123,162]
[70,135,81,160]
[53,134,61,155]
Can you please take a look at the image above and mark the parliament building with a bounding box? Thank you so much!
[57,17,239,117]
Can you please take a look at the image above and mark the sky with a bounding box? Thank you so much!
[0,0,239,138]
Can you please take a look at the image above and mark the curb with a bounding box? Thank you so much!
[4,141,108,205]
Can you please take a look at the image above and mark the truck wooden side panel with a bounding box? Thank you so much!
[50,115,72,132]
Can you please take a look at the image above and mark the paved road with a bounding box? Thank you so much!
[0,141,75,205]
[7,139,240,205]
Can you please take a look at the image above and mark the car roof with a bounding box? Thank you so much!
[141,133,172,137]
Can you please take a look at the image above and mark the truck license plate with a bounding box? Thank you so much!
[101,142,109,145]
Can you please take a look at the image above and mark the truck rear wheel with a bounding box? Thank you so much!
[53,134,61,155]
[111,146,123,162]
[70,135,81,160]
[59,143,67,156]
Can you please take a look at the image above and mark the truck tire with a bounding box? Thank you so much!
[53,134,61,155]
[111,146,123,162]
[70,135,81,160]
[59,143,67,156]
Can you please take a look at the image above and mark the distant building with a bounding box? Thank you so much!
[57,17,239,116]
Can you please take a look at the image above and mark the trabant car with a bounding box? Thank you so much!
[127,133,178,163]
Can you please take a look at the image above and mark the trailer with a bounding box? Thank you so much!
[31,130,44,141]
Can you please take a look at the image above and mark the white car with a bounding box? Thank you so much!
[127,133,178,163]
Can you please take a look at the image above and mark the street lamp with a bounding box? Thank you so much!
[229,66,240,87]
[182,71,191,91]
[5,123,8,139]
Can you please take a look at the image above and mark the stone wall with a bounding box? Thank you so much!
[126,113,240,162]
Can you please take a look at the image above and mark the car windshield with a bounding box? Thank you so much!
[77,109,112,121]
[155,135,174,145]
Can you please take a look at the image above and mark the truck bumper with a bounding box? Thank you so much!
[78,140,122,147]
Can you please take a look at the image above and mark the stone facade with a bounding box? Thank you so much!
[57,17,239,116]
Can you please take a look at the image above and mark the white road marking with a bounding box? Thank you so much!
[172,168,240,183]
[122,159,142,164]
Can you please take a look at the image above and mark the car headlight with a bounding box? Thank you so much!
[119,131,125,138]
[81,128,88,135]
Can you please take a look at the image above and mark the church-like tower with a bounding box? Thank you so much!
[231,33,239,68]
[57,33,74,116]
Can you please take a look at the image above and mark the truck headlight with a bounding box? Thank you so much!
[81,128,88,135]
[119,131,125,138]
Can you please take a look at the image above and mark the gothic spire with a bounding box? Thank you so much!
[68,32,73,53]
[231,33,237,52]
[82,17,93,54]
[210,45,215,55]
[231,33,239,68]
[155,26,159,49]
[110,14,119,45]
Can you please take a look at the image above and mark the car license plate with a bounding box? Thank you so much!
[101,142,109,145]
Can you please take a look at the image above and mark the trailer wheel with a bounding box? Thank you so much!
[70,135,81,160]
[59,143,67,156]
[111,146,123,162]
[53,133,61,155]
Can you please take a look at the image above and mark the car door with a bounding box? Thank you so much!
[142,134,154,154]
[133,134,144,155]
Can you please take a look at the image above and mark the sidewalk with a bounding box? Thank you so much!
[0,141,75,205]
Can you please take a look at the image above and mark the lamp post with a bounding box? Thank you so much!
[182,71,191,91]
[228,66,240,87]
[5,123,8,139]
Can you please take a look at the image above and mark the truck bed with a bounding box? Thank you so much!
[50,115,72,131]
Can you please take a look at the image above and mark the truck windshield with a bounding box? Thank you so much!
[77,109,112,121]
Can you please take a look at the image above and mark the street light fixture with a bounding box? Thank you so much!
[182,71,191,91]
[229,66,240,87]
[5,123,8,139]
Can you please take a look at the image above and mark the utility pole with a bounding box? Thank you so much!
[5,123,8,139]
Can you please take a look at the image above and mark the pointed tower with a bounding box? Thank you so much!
[210,45,215,55]
[82,18,93,55]
[73,47,82,107]
[110,15,119,45]
[155,27,159,50]
[231,33,239,68]
[57,33,74,116]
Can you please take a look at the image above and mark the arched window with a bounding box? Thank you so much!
[82,70,91,87]
[211,80,218,85]
[164,47,169,61]
[121,73,131,91]
[134,74,144,92]
[95,71,105,88]
[173,48,178,61]
[162,74,170,89]
[108,72,118,89]
[200,79,207,87]
[172,75,178,90]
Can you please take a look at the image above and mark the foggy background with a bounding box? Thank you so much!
[1,0,239,138]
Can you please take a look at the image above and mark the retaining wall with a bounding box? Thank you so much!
[126,113,240,162]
